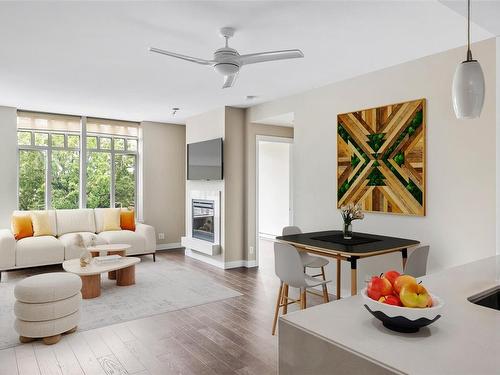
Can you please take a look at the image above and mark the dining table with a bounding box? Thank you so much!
[275,230,420,298]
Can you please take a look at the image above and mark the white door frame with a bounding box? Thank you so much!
[255,135,293,267]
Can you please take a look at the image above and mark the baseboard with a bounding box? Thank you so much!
[224,260,258,269]
[185,249,225,268]
[185,249,258,269]
[156,242,182,251]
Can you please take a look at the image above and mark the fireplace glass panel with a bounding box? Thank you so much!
[192,199,215,242]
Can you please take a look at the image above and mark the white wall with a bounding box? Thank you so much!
[258,141,291,236]
[497,36,500,256]
[249,39,496,296]
[0,106,18,228]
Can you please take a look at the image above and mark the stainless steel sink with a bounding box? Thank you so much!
[468,285,500,311]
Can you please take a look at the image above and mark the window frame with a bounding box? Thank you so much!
[17,130,81,210]
[16,117,139,212]
[85,132,138,209]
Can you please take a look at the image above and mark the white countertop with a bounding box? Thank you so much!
[281,255,500,374]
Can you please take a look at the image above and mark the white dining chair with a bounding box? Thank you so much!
[282,226,330,300]
[404,245,430,278]
[272,242,331,335]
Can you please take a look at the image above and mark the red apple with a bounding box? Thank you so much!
[380,277,393,296]
[378,294,402,306]
[399,283,431,308]
[383,270,400,287]
[394,275,417,295]
[367,275,393,300]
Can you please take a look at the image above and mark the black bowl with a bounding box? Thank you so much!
[364,304,441,333]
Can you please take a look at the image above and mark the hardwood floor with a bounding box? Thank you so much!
[0,241,328,375]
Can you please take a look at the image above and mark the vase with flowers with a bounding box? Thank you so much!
[340,203,364,239]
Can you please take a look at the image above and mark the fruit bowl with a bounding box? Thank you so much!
[361,288,444,333]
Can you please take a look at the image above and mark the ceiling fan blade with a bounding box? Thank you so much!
[222,74,237,89]
[149,47,215,66]
[238,49,304,65]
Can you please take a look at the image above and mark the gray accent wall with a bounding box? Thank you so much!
[141,121,186,246]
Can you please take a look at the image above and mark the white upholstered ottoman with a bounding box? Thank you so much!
[14,272,82,345]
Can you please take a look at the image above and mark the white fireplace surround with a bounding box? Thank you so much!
[181,190,222,255]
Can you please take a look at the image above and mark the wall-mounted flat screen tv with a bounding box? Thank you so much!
[187,138,223,180]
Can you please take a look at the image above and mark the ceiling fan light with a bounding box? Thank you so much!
[214,63,239,76]
[452,60,485,119]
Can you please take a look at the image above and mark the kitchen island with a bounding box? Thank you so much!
[279,255,500,374]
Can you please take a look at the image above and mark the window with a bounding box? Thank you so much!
[86,152,111,208]
[16,111,140,211]
[85,118,138,209]
[18,150,46,210]
[115,154,136,209]
[52,149,80,209]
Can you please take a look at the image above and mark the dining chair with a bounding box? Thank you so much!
[404,245,430,278]
[282,226,330,300]
[272,242,331,335]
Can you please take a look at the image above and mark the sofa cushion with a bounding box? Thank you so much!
[31,211,53,237]
[120,210,136,231]
[103,208,121,231]
[56,209,96,236]
[16,236,65,268]
[14,272,82,303]
[11,215,33,240]
[13,210,57,237]
[14,293,81,321]
[94,208,122,233]
[97,230,146,255]
[59,232,107,260]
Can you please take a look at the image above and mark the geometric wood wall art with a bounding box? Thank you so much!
[337,99,426,216]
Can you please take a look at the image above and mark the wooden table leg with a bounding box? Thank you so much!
[350,257,358,296]
[336,258,341,300]
[116,265,135,286]
[81,274,101,299]
[90,251,99,258]
[401,248,408,270]
[108,250,126,280]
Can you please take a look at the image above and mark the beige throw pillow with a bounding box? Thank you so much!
[31,211,53,237]
[103,208,121,231]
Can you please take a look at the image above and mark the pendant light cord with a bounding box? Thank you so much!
[467,0,473,61]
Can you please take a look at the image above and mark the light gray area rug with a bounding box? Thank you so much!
[0,257,241,350]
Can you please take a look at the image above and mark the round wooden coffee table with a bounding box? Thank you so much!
[88,244,131,280]
[63,257,140,299]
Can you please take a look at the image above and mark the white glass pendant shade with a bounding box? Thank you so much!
[452,59,485,119]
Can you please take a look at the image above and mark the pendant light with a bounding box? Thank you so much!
[452,0,485,120]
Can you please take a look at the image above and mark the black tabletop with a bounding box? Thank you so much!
[276,230,420,257]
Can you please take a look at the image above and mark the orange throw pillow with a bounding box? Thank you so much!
[120,210,136,231]
[11,215,34,240]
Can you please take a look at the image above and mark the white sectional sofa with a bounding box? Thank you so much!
[0,209,156,281]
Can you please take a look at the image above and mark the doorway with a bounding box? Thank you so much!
[256,136,293,271]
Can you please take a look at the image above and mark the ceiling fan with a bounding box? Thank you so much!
[149,27,304,89]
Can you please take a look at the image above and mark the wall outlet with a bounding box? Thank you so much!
[158,233,165,240]
[249,246,254,255]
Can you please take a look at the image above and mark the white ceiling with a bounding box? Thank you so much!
[0,1,494,124]
[441,0,500,36]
